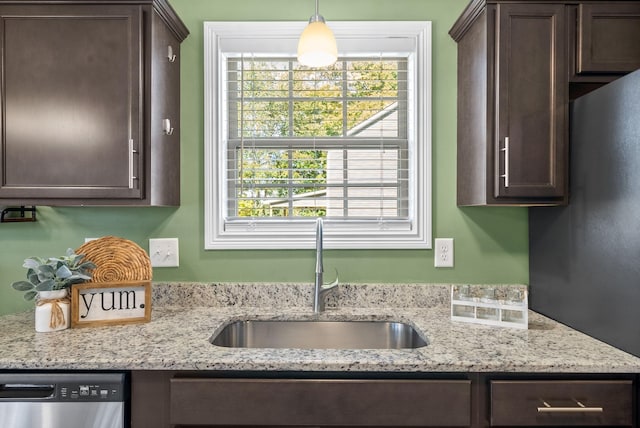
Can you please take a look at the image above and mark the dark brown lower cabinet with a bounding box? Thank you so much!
[130,372,636,428]
[170,378,471,427]
[131,371,474,428]
[491,380,633,426]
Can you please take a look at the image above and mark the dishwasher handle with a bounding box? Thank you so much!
[0,383,55,399]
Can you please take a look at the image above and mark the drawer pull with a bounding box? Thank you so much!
[537,400,603,413]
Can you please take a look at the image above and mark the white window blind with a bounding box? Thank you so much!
[204,21,432,249]
[227,57,409,220]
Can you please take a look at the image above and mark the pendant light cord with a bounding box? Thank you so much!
[310,0,325,23]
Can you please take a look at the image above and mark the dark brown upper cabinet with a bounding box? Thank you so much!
[0,0,188,206]
[451,0,640,207]
[574,3,640,78]
[450,1,568,206]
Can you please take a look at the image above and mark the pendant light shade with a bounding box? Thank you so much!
[297,0,337,67]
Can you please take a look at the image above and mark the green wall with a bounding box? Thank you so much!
[0,0,529,316]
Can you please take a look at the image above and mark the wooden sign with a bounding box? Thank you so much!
[71,281,151,327]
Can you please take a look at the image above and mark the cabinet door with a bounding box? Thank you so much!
[494,4,567,200]
[577,3,640,74]
[0,5,142,200]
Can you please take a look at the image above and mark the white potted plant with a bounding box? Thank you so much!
[11,249,95,332]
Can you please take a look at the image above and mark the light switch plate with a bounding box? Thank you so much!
[434,238,454,268]
[149,238,179,267]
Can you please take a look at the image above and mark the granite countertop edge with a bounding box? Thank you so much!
[2,282,639,373]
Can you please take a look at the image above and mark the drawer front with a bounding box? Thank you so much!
[490,380,633,426]
[170,378,471,426]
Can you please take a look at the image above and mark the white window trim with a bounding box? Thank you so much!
[204,21,432,250]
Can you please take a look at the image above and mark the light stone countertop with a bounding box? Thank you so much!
[1,282,639,373]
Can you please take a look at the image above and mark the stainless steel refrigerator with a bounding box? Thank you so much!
[530,68,640,357]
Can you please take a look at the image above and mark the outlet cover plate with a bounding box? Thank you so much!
[434,238,454,268]
[149,238,179,267]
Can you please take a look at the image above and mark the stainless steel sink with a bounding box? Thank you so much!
[210,320,427,349]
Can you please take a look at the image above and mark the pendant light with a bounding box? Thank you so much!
[297,0,337,67]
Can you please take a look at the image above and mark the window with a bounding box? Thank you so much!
[204,21,431,249]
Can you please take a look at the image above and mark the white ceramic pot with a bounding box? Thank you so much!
[35,289,70,332]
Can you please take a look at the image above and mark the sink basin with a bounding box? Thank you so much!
[210,320,427,349]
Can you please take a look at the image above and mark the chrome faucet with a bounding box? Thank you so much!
[313,218,338,313]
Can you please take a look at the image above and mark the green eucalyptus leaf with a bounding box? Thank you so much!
[22,258,41,270]
[37,272,54,282]
[65,274,90,285]
[27,271,40,285]
[69,254,83,265]
[38,264,55,274]
[78,261,97,271]
[23,291,38,301]
[11,281,34,291]
[35,279,55,291]
[56,265,72,279]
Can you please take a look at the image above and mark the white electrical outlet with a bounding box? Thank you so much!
[434,238,454,268]
[149,238,180,267]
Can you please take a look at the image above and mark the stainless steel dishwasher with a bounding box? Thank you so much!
[0,372,126,428]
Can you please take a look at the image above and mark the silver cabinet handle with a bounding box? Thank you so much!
[163,118,174,136]
[128,139,138,189]
[537,400,603,413]
[168,45,177,63]
[500,137,509,188]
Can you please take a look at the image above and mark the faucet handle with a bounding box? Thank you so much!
[322,272,339,291]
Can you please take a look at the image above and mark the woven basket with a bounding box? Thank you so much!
[75,236,152,282]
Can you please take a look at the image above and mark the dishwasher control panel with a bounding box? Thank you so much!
[0,373,125,402]
[60,380,124,402]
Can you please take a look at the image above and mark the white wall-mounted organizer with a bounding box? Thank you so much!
[451,285,528,329]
